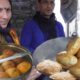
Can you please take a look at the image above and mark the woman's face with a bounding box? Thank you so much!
[0,0,12,29]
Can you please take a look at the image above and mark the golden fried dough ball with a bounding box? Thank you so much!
[67,37,80,55]
[2,49,15,56]
[0,54,8,59]
[56,51,78,69]
[17,61,32,74]
[6,68,21,78]
[0,72,9,78]
[50,71,76,80]
[67,38,75,50]
[69,59,80,78]
[2,61,15,70]
[36,59,62,75]
[76,49,80,58]
[0,65,5,72]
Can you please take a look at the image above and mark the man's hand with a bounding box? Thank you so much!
[26,67,41,80]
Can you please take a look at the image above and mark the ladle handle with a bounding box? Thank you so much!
[0,53,30,63]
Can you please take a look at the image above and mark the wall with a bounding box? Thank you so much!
[11,0,36,36]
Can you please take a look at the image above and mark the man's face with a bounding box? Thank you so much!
[0,0,12,29]
[38,0,55,17]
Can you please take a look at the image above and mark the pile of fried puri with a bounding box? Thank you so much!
[36,37,80,80]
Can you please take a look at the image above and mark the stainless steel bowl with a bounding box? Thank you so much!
[0,44,33,80]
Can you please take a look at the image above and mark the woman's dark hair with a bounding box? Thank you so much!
[38,0,41,3]
[7,0,12,29]
[8,0,12,9]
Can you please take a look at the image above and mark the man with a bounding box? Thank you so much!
[21,0,65,80]
[20,0,65,54]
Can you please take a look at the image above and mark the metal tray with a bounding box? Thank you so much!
[0,44,33,80]
[33,37,70,65]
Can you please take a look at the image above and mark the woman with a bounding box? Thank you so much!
[0,0,19,45]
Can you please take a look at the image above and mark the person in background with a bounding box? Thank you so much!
[0,0,19,45]
[20,0,65,54]
[21,0,65,80]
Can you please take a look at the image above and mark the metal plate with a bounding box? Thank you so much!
[33,37,70,65]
